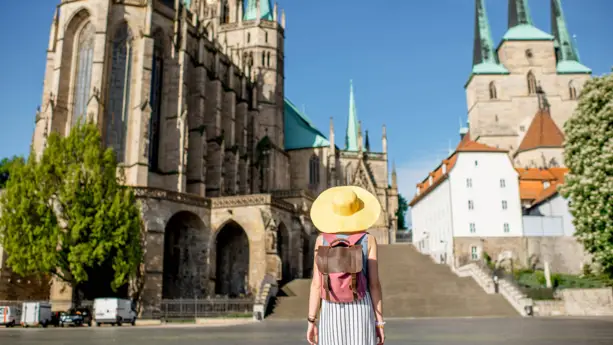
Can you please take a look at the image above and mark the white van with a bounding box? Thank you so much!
[20,302,52,327]
[93,298,136,326]
[0,306,20,327]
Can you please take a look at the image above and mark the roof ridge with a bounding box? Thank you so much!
[516,108,564,153]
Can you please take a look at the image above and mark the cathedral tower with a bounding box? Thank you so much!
[206,0,289,190]
[211,0,286,148]
[465,0,591,160]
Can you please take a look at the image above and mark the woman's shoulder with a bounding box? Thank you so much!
[365,232,377,245]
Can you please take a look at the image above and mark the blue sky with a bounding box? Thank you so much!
[1,0,612,218]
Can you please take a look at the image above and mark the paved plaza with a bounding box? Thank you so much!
[2,317,613,345]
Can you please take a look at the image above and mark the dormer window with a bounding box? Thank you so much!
[428,176,433,185]
[416,187,420,196]
[544,181,551,189]
[442,164,447,174]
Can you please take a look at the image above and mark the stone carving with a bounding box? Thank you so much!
[266,230,277,254]
[133,187,210,207]
[352,162,376,194]
[260,209,278,232]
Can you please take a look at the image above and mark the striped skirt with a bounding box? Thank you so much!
[318,292,377,345]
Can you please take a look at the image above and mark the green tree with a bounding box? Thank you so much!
[0,121,143,300]
[396,194,409,230]
[0,156,24,188]
[560,73,613,277]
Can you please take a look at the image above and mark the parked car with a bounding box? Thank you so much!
[93,298,136,326]
[60,307,92,327]
[0,306,20,327]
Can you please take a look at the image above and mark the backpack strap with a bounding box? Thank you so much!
[322,233,336,245]
[347,233,366,245]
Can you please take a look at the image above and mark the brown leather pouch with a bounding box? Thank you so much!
[316,244,363,274]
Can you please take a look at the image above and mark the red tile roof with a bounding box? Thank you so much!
[516,109,565,154]
[517,167,568,206]
[409,135,506,207]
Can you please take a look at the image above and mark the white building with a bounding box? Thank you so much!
[410,138,588,274]
[410,137,523,267]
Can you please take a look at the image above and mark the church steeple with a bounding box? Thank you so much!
[503,0,553,41]
[508,0,533,27]
[345,80,359,151]
[244,0,274,21]
[470,0,508,76]
[550,0,591,74]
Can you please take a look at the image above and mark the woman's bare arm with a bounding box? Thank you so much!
[308,235,323,319]
[367,234,384,322]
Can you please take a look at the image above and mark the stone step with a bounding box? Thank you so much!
[268,244,518,319]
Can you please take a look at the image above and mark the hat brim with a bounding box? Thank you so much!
[310,186,382,234]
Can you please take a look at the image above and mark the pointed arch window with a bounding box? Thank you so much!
[149,31,165,171]
[106,23,133,163]
[345,163,353,185]
[267,52,271,67]
[221,1,230,23]
[261,51,266,66]
[489,81,497,100]
[309,155,320,187]
[72,21,95,126]
[265,32,269,43]
[569,81,577,100]
[527,71,537,95]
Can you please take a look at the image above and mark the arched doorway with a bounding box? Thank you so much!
[215,221,250,297]
[277,223,291,285]
[162,211,207,299]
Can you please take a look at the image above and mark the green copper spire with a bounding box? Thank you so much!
[471,0,509,76]
[509,0,533,27]
[244,0,273,21]
[345,80,359,152]
[503,0,553,41]
[551,0,591,74]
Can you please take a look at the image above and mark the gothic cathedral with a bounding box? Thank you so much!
[29,0,398,309]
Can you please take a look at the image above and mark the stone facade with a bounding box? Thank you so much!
[20,0,398,309]
[453,235,590,275]
[466,33,590,168]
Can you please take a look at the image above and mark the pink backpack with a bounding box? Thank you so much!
[316,233,368,303]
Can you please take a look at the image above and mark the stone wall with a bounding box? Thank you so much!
[534,288,613,316]
[453,235,588,274]
[561,288,613,316]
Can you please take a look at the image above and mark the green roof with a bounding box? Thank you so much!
[472,62,509,75]
[244,0,273,21]
[468,0,509,82]
[556,60,591,74]
[502,24,554,41]
[345,80,359,151]
[284,98,330,150]
[551,0,591,75]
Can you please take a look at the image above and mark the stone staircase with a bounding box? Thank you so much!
[267,244,518,319]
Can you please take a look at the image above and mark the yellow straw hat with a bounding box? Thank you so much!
[310,186,381,234]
